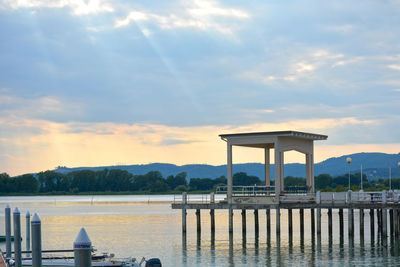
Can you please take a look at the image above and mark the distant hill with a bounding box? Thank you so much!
[54,152,400,180]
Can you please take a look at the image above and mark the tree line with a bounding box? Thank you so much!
[0,169,398,195]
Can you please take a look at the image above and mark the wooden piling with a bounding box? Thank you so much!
[377,209,382,235]
[382,208,387,237]
[390,209,394,236]
[311,209,315,236]
[229,208,233,233]
[339,209,344,237]
[370,209,374,238]
[360,209,364,237]
[348,208,354,236]
[266,209,271,236]
[196,209,201,233]
[241,209,246,234]
[300,209,304,236]
[288,209,293,235]
[394,209,399,236]
[276,207,280,236]
[328,208,332,237]
[210,209,215,233]
[317,208,321,235]
[254,209,259,234]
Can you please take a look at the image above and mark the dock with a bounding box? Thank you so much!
[171,130,400,239]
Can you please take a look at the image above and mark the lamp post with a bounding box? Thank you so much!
[389,167,392,191]
[347,157,352,190]
[360,164,363,190]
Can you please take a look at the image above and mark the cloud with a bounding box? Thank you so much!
[1,0,114,15]
[388,64,400,71]
[114,0,249,34]
[1,116,399,176]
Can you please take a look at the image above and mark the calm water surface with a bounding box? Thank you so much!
[0,195,399,266]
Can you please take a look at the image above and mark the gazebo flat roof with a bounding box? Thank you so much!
[219,130,328,141]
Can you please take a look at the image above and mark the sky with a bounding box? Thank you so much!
[0,0,400,176]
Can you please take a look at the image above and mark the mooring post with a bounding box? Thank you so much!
[31,213,42,267]
[316,191,321,235]
[288,209,293,236]
[370,209,375,238]
[196,209,201,233]
[26,211,31,255]
[14,208,22,267]
[182,192,187,233]
[241,209,246,234]
[266,209,271,236]
[254,209,259,235]
[311,208,315,236]
[300,208,304,236]
[74,228,92,267]
[339,209,344,237]
[360,209,364,237]
[276,207,280,236]
[328,208,332,237]
[382,190,387,237]
[347,190,354,236]
[390,209,394,237]
[210,192,215,233]
[5,204,11,259]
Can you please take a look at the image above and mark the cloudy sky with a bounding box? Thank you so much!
[1,0,400,176]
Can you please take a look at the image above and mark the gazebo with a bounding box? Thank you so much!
[219,130,328,203]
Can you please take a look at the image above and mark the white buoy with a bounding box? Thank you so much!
[5,204,11,258]
[74,228,92,267]
[13,208,22,267]
[31,213,42,267]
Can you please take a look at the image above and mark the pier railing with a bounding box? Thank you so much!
[215,185,310,196]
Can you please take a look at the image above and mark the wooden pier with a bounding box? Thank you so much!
[172,131,400,240]
[172,190,400,240]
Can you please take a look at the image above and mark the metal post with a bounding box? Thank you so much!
[210,192,215,233]
[26,212,31,255]
[13,208,22,267]
[74,228,92,267]
[5,204,11,258]
[31,213,42,267]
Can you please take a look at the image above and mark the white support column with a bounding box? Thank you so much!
[227,143,233,204]
[280,151,284,192]
[310,153,314,193]
[265,148,270,187]
[274,147,281,202]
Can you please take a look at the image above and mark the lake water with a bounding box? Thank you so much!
[0,195,399,266]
